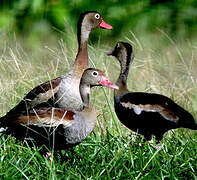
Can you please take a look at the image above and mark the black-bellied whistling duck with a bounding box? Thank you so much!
[5,11,112,117]
[107,42,197,143]
[0,68,118,149]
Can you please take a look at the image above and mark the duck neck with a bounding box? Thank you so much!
[79,83,91,109]
[74,20,91,71]
[116,55,130,93]
[74,41,88,70]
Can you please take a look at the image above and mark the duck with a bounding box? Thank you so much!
[107,42,197,143]
[5,11,112,118]
[57,11,112,111]
[0,68,119,149]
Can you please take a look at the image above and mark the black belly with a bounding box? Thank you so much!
[115,103,178,139]
[5,123,78,150]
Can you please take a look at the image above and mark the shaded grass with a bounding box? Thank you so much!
[0,29,197,179]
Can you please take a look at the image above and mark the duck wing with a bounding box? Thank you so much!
[7,77,62,115]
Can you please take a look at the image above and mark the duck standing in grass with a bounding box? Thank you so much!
[0,68,118,149]
[4,11,112,119]
[107,42,197,143]
[0,11,113,149]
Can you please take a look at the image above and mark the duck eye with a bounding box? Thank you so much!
[95,13,100,19]
[92,71,98,76]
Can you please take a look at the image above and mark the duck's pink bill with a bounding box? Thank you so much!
[100,76,119,90]
[100,20,112,30]
[107,50,114,56]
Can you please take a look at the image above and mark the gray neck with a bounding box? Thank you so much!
[80,29,91,47]
[79,83,91,108]
[79,18,91,48]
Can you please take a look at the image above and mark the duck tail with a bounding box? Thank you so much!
[187,123,197,130]
[0,116,8,133]
[180,117,197,130]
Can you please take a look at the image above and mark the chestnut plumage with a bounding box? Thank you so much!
[108,42,197,142]
[0,68,118,149]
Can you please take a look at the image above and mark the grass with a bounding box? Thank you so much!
[0,29,197,179]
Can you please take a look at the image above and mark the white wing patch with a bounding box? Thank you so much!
[17,109,73,127]
[121,102,179,123]
[28,116,73,127]
[133,107,142,115]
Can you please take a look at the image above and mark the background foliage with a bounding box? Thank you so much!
[1,0,197,43]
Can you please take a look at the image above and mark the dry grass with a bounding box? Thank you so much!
[0,29,197,179]
[1,29,197,129]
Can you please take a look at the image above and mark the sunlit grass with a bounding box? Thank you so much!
[0,30,197,179]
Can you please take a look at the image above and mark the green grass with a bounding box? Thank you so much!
[0,30,197,179]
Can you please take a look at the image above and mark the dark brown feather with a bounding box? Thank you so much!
[7,77,62,115]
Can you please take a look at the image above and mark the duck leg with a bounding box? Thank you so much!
[144,132,152,142]
[153,133,164,150]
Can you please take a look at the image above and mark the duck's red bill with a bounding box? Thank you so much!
[99,76,119,90]
[99,20,112,30]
